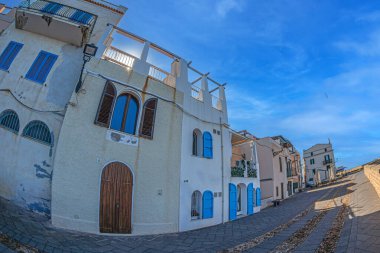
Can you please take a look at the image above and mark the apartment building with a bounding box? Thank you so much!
[303,143,336,186]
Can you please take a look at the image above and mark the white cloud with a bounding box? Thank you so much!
[335,30,380,56]
[216,0,244,18]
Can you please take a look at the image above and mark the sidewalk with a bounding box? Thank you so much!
[336,171,380,253]
[0,184,333,253]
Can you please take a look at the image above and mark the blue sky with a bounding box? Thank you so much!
[7,0,380,168]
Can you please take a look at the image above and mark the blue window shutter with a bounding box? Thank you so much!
[247,183,254,215]
[0,41,23,71]
[229,184,237,220]
[26,51,58,84]
[203,132,213,158]
[202,191,213,219]
[256,188,261,206]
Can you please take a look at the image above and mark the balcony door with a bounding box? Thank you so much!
[100,162,133,233]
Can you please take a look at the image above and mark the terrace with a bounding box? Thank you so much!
[99,25,226,111]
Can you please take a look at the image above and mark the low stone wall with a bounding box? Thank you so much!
[364,162,380,198]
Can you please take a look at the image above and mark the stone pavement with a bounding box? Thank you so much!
[336,171,380,253]
[0,173,373,253]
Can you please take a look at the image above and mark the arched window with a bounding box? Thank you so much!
[191,191,202,220]
[110,93,139,135]
[22,120,52,145]
[192,129,202,156]
[140,98,157,139]
[203,131,213,158]
[0,109,20,133]
[95,81,116,127]
[202,190,213,219]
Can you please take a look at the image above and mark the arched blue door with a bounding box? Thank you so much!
[202,190,213,219]
[256,188,261,206]
[247,183,254,215]
[229,183,237,220]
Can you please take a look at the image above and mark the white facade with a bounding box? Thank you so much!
[303,143,336,186]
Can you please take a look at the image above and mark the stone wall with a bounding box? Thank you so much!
[364,159,380,198]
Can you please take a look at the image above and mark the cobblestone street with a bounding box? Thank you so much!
[0,172,378,252]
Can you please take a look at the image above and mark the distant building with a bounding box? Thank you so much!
[303,143,336,186]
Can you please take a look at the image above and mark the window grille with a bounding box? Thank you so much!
[0,110,20,133]
[22,120,52,145]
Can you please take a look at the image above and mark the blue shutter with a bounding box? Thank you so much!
[229,183,237,220]
[203,131,213,158]
[26,51,58,84]
[256,188,261,206]
[0,41,23,71]
[42,2,63,14]
[202,191,213,219]
[247,183,254,215]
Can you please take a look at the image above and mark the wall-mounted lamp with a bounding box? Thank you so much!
[75,43,98,93]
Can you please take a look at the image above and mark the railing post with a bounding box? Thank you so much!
[218,86,228,122]
[175,59,191,94]
[96,25,114,58]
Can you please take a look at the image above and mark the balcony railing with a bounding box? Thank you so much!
[148,65,175,87]
[247,167,257,178]
[103,46,136,68]
[19,0,96,27]
[323,159,333,165]
[191,85,202,100]
[231,167,245,177]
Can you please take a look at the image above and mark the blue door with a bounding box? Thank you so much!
[202,190,213,219]
[229,183,237,220]
[247,183,254,215]
[256,188,261,206]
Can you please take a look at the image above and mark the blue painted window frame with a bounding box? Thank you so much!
[247,183,254,215]
[202,190,213,219]
[203,131,213,158]
[256,188,261,206]
[26,51,58,84]
[0,41,23,71]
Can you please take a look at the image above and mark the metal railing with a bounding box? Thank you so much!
[103,46,136,68]
[149,65,175,87]
[247,167,257,178]
[231,167,244,177]
[19,0,96,26]
[323,159,333,165]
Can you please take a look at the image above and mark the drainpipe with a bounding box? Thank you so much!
[219,117,225,223]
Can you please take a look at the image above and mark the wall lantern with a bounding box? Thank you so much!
[75,43,98,93]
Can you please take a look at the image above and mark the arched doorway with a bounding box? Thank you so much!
[100,162,133,233]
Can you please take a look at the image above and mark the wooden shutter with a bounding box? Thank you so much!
[202,191,213,219]
[229,184,237,220]
[140,98,157,139]
[247,183,254,215]
[95,81,116,127]
[0,41,23,71]
[203,132,213,158]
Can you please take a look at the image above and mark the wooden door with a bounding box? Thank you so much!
[100,162,133,233]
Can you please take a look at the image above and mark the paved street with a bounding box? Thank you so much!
[0,172,379,253]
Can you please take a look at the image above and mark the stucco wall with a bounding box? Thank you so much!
[52,59,183,234]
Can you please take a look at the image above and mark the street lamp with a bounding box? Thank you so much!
[75,43,98,93]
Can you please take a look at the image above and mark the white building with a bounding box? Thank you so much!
[0,0,259,235]
[303,143,336,186]
[229,130,261,220]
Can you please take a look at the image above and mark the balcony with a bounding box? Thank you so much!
[323,159,333,165]
[247,167,257,178]
[16,0,96,46]
[231,160,257,178]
